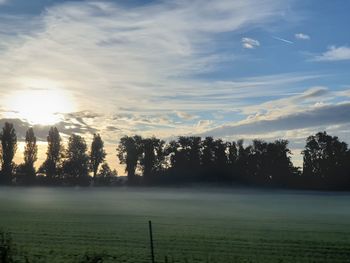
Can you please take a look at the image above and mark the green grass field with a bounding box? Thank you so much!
[1,187,350,263]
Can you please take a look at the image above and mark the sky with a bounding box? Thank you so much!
[0,0,349,173]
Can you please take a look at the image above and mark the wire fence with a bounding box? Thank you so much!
[5,218,350,263]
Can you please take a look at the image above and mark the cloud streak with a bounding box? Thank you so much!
[273,36,294,44]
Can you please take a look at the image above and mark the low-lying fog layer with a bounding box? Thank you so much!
[1,187,349,220]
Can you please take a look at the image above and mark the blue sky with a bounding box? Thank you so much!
[0,0,349,170]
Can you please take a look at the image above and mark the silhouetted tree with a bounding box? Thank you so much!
[242,139,296,186]
[175,137,201,170]
[41,127,62,180]
[117,135,143,183]
[201,137,215,167]
[227,141,238,165]
[166,140,180,169]
[62,134,90,186]
[154,139,166,172]
[245,140,268,184]
[236,139,249,181]
[90,134,106,178]
[0,123,17,184]
[140,137,165,181]
[1,125,346,189]
[94,162,118,186]
[227,141,238,180]
[302,131,349,189]
[188,137,202,170]
[267,140,296,186]
[213,139,229,180]
[201,137,216,180]
[23,128,38,183]
[141,138,156,180]
[165,136,202,181]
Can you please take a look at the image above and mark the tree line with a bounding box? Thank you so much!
[0,121,349,189]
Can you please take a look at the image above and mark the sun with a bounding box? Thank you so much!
[4,79,75,125]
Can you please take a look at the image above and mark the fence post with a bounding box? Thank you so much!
[149,220,155,263]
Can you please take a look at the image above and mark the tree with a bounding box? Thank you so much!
[62,134,90,185]
[21,128,38,184]
[90,134,106,178]
[116,135,143,183]
[213,139,228,167]
[236,139,248,181]
[41,127,62,179]
[165,140,179,169]
[165,136,202,181]
[187,137,202,169]
[201,137,215,168]
[174,137,201,170]
[227,141,238,166]
[213,139,229,181]
[154,139,166,173]
[201,137,216,180]
[98,163,117,177]
[302,131,349,188]
[140,137,166,181]
[242,139,295,186]
[94,162,118,186]
[266,140,295,186]
[0,123,17,184]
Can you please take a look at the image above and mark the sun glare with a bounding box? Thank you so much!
[4,79,75,125]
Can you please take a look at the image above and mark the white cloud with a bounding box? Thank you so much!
[241,37,260,49]
[176,111,197,120]
[295,33,310,40]
[314,46,350,61]
[197,120,212,127]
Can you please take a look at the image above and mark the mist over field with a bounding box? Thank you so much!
[1,187,350,262]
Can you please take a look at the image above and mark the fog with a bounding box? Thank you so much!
[1,187,350,222]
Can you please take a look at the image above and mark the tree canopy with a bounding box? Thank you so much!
[0,122,17,184]
[90,133,106,177]
[0,122,349,190]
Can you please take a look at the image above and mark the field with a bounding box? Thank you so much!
[1,187,350,263]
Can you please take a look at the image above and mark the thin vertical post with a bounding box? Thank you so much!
[149,220,155,263]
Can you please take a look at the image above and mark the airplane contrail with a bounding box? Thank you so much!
[273,36,294,44]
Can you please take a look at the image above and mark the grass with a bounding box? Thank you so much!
[0,187,350,262]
